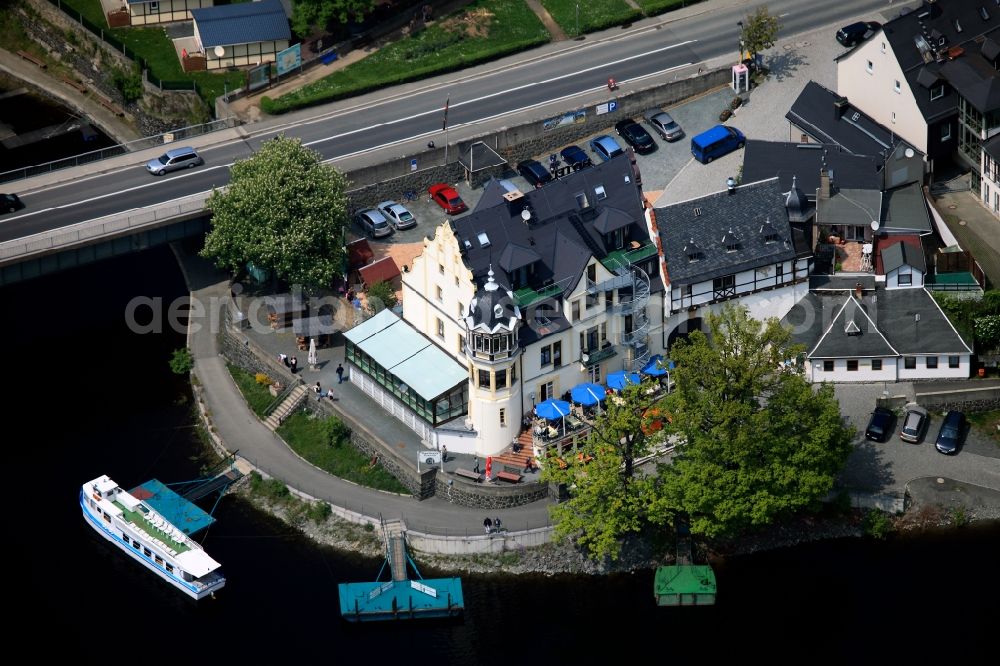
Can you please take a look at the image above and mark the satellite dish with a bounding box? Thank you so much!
[521,208,531,222]
[904,148,914,158]
[214,45,225,58]
[871,220,880,230]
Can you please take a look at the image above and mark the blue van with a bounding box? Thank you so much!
[690,125,745,163]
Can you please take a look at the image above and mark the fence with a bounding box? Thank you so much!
[46,0,203,97]
[0,118,238,184]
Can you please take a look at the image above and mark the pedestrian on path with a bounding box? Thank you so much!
[279,353,288,366]
[441,444,447,463]
[494,516,502,533]
[473,457,480,474]
[337,363,345,383]
[483,517,492,534]
[290,356,298,374]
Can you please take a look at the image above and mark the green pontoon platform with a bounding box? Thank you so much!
[654,565,717,606]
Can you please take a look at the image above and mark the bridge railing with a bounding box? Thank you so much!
[0,118,239,185]
[0,192,211,263]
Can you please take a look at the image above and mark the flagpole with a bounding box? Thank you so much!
[443,92,450,164]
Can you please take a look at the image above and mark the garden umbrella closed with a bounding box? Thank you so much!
[607,370,642,390]
[570,383,606,406]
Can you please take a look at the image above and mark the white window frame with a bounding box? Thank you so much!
[866,60,873,74]
[894,80,901,93]
[941,123,952,141]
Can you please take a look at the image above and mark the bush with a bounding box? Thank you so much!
[863,509,893,539]
[169,347,194,375]
[322,415,351,447]
[111,65,143,104]
[719,108,732,121]
[255,372,271,386]
[307,501,332,524]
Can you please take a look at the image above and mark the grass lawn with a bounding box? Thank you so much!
[48,0,242,107]
[266,0,549,113]
[540,0,641,37]
[967,409,1000,446]
[226,363,276,418]
[278,411,411,493]
[634,0,703,15]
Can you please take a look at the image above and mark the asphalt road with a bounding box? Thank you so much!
[0,0,890,243]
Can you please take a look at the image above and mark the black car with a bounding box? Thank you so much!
[615,119,657,154]
[559,145,591,170]
[836,21,880,47]
[865,407,895,442]
[1,193,23,214]
[516,159,553,188]
[934,410,965,455]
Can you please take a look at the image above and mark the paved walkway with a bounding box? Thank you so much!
[173,245,553,536]
[525,0,567,41]
[0,47,141,145]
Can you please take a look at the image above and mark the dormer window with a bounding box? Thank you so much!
[685,239,703,262]
[980,7,990,21]
[760,220,780,244]
[693,207,702,217]
[477,232,490,248]
[845,320,861,335]
[575,192,589,208]
[931,84,945,100]
[594,185,607,201]
[722,228,740,252]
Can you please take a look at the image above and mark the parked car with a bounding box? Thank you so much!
[560,144,591,170]
[644,110,684,141]
[899,404,929,443]
[516,159,553,188]
[836,21,880,47]
[589,134,625,162]
[934,410,965,455]
[377,200,417,230]
[428,183,468,215]
[615,118,657,154]
[1,193,24,214]
[865,407,895,442]
[690,125,745,164]
[145,146,203,175]
[354,208,393,238]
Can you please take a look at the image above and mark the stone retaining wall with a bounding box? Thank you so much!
[345,67,731,209]
[434,475,549,509]
[915,386,1000,412]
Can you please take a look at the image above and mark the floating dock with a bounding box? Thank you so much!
[338,518,463,622]
[654,514,716,606]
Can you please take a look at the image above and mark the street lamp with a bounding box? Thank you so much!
[737,21,744,64]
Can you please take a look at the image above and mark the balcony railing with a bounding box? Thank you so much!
[513,275,575,307]
[601,240,658,273]
[580,344,617,366]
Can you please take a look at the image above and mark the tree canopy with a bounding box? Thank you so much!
[543,381,664,561]
[365,280,398,315]
[546,304,855,558]
[201,135,349,290]
[740,6,781,62]
[651,305,854,537]
[291,0,375,37]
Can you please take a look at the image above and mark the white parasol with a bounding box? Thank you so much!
[307,337,318,371]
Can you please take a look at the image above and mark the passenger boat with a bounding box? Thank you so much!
[80,475,225,600]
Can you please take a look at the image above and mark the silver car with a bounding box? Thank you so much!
[377,200,417,230]
[899,403,929,443]
[644,110,684,142]
[146,146,203,175]
[355,208,393,238]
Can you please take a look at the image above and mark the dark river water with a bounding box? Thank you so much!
[0,86,116,174]
[4,246,997,662]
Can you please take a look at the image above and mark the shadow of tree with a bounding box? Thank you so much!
[765,48,808,83]
[839,438,896,493]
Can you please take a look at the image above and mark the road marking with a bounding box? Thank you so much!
[327,63,693,162]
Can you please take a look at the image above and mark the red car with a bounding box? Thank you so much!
[428,183,468,215]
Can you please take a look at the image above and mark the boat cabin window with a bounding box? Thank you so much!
[165,563,174,573]
[132,539,140,549]
[102,512,111,523]
[143,547,151,557]
[154,555,163,566]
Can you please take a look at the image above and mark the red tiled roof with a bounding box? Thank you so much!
[874,234,922,275]
[347,238,374,271]
[359,256,401,286]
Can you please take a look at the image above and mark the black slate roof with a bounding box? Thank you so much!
[985,133,1000,162]
[881,181,933,233]
[783,287,972,359]
[881,239,927,273]
[939,55,1000,113]
[465,272,520,333]
[786,81,910,157]
[742,140,882,195]
[655,178,798,285]
[451,153,648,300]
[876,0,1000,121]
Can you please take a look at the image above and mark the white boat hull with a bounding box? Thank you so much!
[80,491,225,600]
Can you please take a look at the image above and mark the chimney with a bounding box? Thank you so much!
[819,168,830,199]
[855,282,863,300]
[726,176,736,194]
[834,96,850,120]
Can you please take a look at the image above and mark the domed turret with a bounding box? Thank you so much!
[464,267,521,359]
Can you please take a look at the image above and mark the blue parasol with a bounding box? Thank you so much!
[607,370,642,390]
[641,354,669,377]
[534,399,571,420]
[570,383,606,406]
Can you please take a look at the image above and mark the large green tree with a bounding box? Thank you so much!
[740,6,781,64]
[544,381,664,561]
[201,135,349,289]
[650,305,853,537]
[292,0,375,37]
